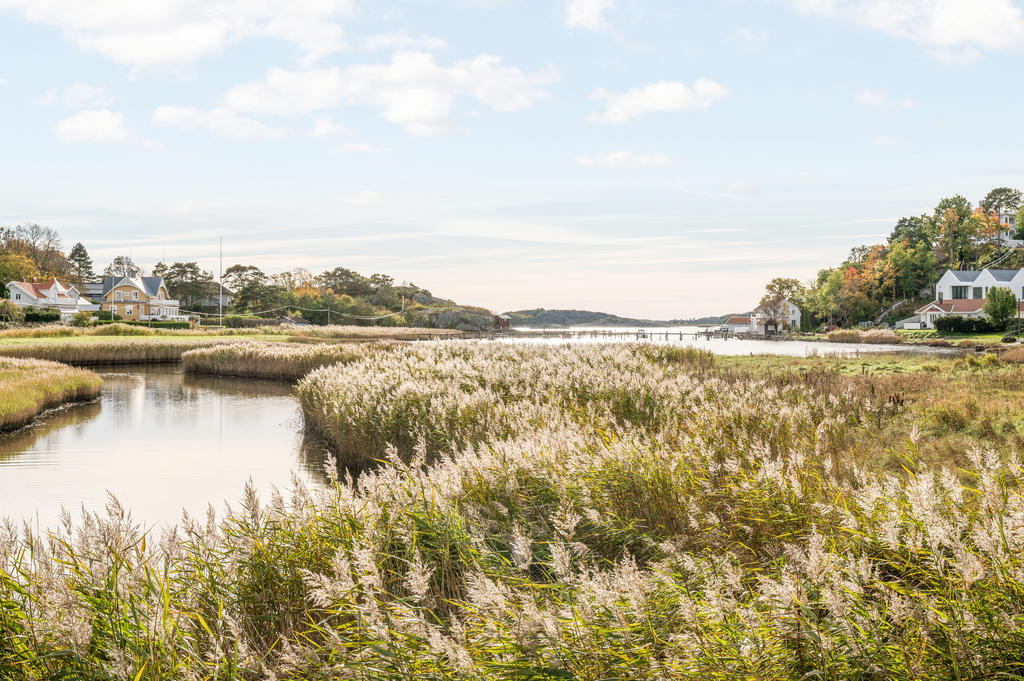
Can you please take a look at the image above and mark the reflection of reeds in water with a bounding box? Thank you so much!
[0,400,102,462]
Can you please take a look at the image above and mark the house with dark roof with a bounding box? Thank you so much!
[94,275,185,321]
[7,279,99,321]
[914,268,1024,328]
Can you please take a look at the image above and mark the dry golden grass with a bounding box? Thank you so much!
[0,357,101,431]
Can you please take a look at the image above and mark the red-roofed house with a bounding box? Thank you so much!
[7,279,99,321]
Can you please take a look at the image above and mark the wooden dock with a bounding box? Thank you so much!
[459,328,733,341]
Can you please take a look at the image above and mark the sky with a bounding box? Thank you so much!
[1,0,1024,318]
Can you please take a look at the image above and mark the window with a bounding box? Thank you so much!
[116,291,123,301]
[952,286,968,299]
[14,293,20,300]
[974,287,984,299]
[126,306,133,316]
[132,291,138,300]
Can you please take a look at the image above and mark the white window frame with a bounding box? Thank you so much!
[126,306,133,316]
[132,291,138,300]
[116,291,123,301]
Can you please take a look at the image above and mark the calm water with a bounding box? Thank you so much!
[0,366,330,530]
[505,326,953,357]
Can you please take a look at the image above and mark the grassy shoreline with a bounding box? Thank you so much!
[0,357,101,433]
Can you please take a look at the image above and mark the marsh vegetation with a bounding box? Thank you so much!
[4,344,1024,679]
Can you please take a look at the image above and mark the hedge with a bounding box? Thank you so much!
[94,320,191,330]
[933,316,997,333]
[23,307,61,323]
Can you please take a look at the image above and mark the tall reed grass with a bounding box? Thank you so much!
[0,357,101,431]
[4,344,1023,679]
[182,341,388,381]
[827,329,862,343]
[0,338,244,365]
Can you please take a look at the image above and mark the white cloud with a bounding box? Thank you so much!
[779,0,1024,62]
[726,27,767,52]
[336,142,380,153]
[856,88,915,111]
[223,52,558,136]
[0,0,356,69]
[589,79,730,123]
[54,109,131,143]
[39,82,112,107]
[152,106,286,140]
[565,0,617,31]
[363,31,446,51]
[312,115,348,138]
[871,134,904,147]
[574,150,670,168]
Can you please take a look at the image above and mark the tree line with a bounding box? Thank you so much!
[757,187,1024,329]
[0,225,445,325]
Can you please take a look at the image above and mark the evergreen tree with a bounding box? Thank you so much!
[67,242,94,284]
[103,256,141,278]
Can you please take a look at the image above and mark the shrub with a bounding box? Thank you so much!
[927,339,952,347]
[69,310,94,327]
[1003,335,1018,344]
[23,307,61,324]
[88,323,155,336]
[223,315,267,328]
[827,329,862,343]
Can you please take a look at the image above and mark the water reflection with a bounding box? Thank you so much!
[0,366,326,530]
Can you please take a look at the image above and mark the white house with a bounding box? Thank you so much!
[915,268,1024,327]
[7,279,100,321]
[723,300,801,335]
[749,299,801,335]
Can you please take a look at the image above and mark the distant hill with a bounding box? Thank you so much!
[502,308,731,327]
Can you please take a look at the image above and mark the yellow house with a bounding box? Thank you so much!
[99,275,185,321]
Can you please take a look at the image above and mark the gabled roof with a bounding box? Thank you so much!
[947,270,982,282]
[9,279,71,300]
[102,276,166,298]
[913,299,1024,314]
[726,316,750,324]
[991,269,1019,282]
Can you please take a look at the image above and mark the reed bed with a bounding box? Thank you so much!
[6,344,1024,679]
[0,357,101,432]
[827,329,862,343]
[182,341,391,382]
[0,338,245,365]
[282,324,464,340]
[860,328,901,344]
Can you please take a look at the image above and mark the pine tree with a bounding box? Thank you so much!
[67,242,94,284]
